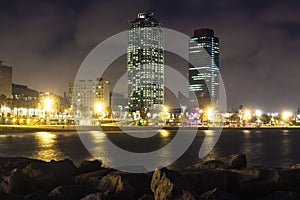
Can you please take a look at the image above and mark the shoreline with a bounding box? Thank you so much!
[1,124,300,133]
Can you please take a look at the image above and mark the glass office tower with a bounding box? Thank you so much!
[127,12,164,113]
[189,28,220,108]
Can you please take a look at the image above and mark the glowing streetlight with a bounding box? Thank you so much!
[95,103,103,113]
[255,109,262,118]
[162,106,170,125]
[163,106,169,113]
[44,98,53,112]
[243,110,251,120]
[206,107,214,127]
[255,109,262,127]
[207,108,214,120]
[282,111,292,122]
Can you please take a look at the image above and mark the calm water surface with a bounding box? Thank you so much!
[0,129,299,168]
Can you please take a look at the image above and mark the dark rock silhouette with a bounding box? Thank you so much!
[151,168,200,200]
[0,154,299,200]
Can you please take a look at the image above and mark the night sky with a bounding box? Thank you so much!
[0,0,299,111]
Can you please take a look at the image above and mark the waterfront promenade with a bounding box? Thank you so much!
[1,124,300,133]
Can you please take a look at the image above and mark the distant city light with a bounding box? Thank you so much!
[243,109,252,120]
[255,109,262,117]
[44,97,53,112]
[95,102,104,113]
[282,111,293,121]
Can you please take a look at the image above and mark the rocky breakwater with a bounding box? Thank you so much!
[0,154,300,199]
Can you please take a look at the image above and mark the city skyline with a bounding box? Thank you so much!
[0,0,299,111]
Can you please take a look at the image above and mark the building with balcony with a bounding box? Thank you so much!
[69,78,110,118]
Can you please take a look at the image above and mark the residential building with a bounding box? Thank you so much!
[69,79,110,118]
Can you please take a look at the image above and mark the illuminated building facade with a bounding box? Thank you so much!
[127,12,164,113]
[69,78,110,118]
[189,28,220,108]
[0,61,12,98]
[12,84,39,108]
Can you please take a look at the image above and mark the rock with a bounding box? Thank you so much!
[256,191,300,200]
[283,168,300,192]
[180,169,229,194]
[77,160,103,175]
[200,188,242,200]
[138,194,154,200]
[98,171,152,199]
[221,153,247,170]
[0,157,38,172]
[48,185,97,200]
[0,190,10,200]
[151,168,200,200]
[0,169,36,195]
[8,194,26,200]
[22,159,77,191]
[189,153,247,170]
[80,192,106,200]
[25,190,49,200]
[75,169,115,189]
[226,167,287,198]
[289,164,300,169]
[201,160,226,169]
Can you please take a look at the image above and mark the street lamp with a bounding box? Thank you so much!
[44,98,53,112]
[255,109,262,127]
[43,97,53,123]
[95,102,104,118]
[243,109,252,126]
[162,106,170,125]
[207,107,214,126]
[282,111,292,126]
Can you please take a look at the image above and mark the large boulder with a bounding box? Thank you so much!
[22,159,77,191]
[77,160,103,175]
[256,191,300,200]
[226,167,288,198]
[0,157,37,172]
[289,164,300,169]
[189,154,247,170]
[0,168,37,195]
[283,168,300,192]
[151,168,200,200]
[75,169,115,189]
[180,169,229,194]
[138,194,154,200]
[200,188,242,200]
[25,190,50,200]
[48,185,97,200]
[0,190,10,200]
[222,154,247,170]
[80,192,106,200]
[98,171,152,199]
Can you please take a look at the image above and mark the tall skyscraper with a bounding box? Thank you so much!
[127,12,164,113]
[0,61,12,98]
[189,29,220,108]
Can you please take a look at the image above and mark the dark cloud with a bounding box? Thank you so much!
[0,0,299,111]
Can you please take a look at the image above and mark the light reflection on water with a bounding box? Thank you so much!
[243,130,251,134]
[0,129,299,168]
[158,130,170,138]
[34,132,63,162]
